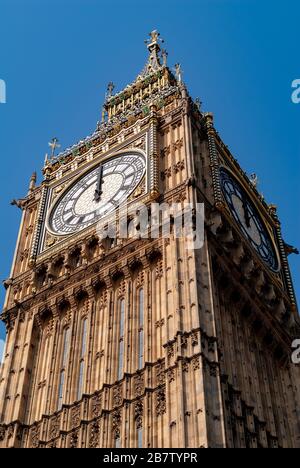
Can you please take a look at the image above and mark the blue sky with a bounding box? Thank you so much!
[0,0,299,341]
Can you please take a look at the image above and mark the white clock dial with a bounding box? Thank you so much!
[49,152,146,235]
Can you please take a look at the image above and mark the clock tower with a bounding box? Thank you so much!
[0,31,299,449]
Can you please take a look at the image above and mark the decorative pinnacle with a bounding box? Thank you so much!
[31,171,37,183]
[28,172,37,193]
[161,49,168,67]
[195,98,202,111]
[174,63,183,83]
[250,173,259,188]
[139,30,167,78]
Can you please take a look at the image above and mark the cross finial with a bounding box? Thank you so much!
[145,30,164,51]
[107,82,115,98]
[48,137,61,158]
[150,30,159,43]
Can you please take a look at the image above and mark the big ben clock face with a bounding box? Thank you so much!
[49,152,146,235]
[220,168,279,272]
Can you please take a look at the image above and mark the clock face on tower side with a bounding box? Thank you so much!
[220,168,279,272]
[48,151,146,235]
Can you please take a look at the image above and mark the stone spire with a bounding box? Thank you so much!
[42,30,180,176]
[139,30,166,79]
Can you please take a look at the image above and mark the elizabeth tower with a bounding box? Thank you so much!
[0,32,299,449]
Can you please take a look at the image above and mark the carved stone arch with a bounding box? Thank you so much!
[92,277,107,299]
[98,217,118,250]
[24,280,32,297]
[33,311,42,333]
[128,257,144,279]
[111,268,125,283]
[34,264,48,290]
[74,287,90,318]
[148,248,163,279]
[37,306,54,337]
[68,243,82,256]
[85,235,100,261]
[56,298,72,327]
[74,286,89,304]
[110,270,126,297]
[146,246,162,264]
[57,296,71,312]
[66,245,82,270]
[49,255,65,280]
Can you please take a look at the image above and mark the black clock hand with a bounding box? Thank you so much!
[242,194,251,228]
[94,165,104,202]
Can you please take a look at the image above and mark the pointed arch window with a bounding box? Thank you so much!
[41,333,52,384]
[57,371,65,410]
[118,299,125,381]
[77,318,88,400]
[138,289,144,370]
[138,427,143,448]
[57,327,70,410]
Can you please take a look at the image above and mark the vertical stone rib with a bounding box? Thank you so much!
[29,184,49,267]
[149,105,159,198]
[204,113,223,209]
[275,220,297,310]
